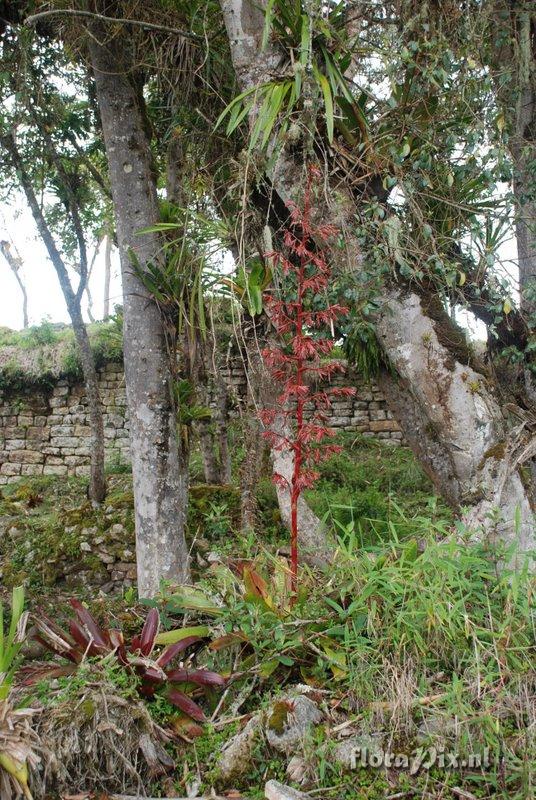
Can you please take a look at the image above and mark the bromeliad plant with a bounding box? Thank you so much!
[260,165,355,594]
[24,601,225,722]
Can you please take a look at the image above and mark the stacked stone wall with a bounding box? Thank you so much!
[0,360,402,484]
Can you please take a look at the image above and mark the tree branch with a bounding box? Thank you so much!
[24,8,202,41]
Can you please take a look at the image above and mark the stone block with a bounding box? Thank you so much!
[1,462,21,476]
[5,439,26,451]
[75,465,91,476]
[43,465,68,476]
[52,436,79,448]
[21,464,44,476]
[64,455,87,466]
[50,425,74,436]
[45,456,64,465]
[74,425,91,437]
[26,426,50,441]
[369,420,400,432]
[9,450,44,464]
[370,410,386,421]
[49,396,66,408]
[5,427,25,438]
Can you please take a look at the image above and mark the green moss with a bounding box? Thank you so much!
[266,700,293,734]
[419,291,474,368]
[480,440,507,466]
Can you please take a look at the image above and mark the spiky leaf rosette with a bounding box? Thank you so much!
[23,602,225,723]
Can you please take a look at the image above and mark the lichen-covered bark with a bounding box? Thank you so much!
[376,285,535,559]
[89,27,189,597]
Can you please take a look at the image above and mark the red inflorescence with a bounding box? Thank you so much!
[260,166,355,596]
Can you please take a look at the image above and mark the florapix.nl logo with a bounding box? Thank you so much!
[351,745,494,775]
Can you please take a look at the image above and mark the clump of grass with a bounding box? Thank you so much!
[306,432,452,546]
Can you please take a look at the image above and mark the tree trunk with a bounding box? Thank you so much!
[1,133,106,504]
[485,2,536,404]
[88,27,190,596]
[0,240,28,328]
[376,285,535,560]
[219,0,535,561]
[103,233,112,320]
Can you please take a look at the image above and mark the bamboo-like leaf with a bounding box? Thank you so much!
[261,0,277,50]
[215,85,258,131]
[249,84,276,150]
[261,81,290,147]
[313,66,334,143]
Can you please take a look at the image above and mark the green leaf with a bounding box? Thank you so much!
[166,586,223,616]
[260,81,290,148]
[313,66,334,143]
[261,0,277,51]
[278,655,295,666]
[214,85,258,131]
[155,625,210,646]
[299,13,310,68]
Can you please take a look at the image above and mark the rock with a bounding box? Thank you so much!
[217,715,261,780]
[110,523,125,536]
[285,755,308,784]
[100,580,116,593]
[333,734,385,770]
[265,780,317,800]
[265,694,323,753]
[80,541,92,552]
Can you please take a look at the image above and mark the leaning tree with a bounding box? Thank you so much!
[217,0,535,560]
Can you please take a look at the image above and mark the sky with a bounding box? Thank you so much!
[0,195,122,329]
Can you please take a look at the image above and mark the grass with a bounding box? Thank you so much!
[0,315,123,392]
[2,434,534,799]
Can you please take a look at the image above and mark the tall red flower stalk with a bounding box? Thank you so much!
[260,166,355,596]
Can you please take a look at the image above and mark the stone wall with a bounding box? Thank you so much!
[0,360,402,484]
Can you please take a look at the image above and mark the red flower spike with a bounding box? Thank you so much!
[259,165,354,599]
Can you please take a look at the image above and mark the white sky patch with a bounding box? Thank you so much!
[0,194,122,329]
